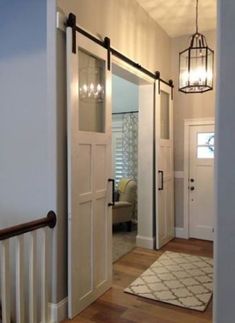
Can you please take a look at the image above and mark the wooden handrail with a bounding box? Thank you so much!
[0,211,56,241]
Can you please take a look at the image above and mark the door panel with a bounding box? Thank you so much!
[67,28,112,318]
[156,83,174,249]
[94,145,107,190]
[78,144,92,193]
[189,124,215,240]
[71,202,92,299]
[94,197,107,287]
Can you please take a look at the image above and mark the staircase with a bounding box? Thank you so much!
[0,211,56,323]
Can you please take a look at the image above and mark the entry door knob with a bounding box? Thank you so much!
[190,186,195,191]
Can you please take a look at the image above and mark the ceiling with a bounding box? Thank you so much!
[136,0,217,37]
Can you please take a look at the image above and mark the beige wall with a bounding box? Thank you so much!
[171,30,216,229]
[57,0,171,80]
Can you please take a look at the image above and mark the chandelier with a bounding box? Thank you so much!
[179,0,214,93]
[79,50,105,103]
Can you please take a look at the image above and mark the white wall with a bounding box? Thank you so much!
[0,0,62,305]
[0,0,50,225]
[214,0,235,322]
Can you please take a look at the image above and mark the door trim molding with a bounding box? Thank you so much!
[136,235,155,249]
[175,227,188,239]
[49,297,68,323]
[184,118,215,239]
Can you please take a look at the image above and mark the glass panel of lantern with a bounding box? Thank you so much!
[179,49,189,90]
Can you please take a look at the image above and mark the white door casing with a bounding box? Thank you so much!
[137,83,155,249]
[155,82,174,249]
[188,123,215,240]
[66,27,112,318]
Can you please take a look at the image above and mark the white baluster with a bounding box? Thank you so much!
[40,228,48,323]
[29,231,37,323]
[0,240,11,323]
[15,235,25,323]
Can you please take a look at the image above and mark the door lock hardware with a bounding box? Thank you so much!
[158,170,164,190]
[108,178,115,206]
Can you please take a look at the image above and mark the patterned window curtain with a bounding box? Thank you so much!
[122,112,138,222]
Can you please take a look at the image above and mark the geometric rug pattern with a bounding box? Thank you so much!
[124,251,213,311]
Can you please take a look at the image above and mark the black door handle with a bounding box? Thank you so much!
[108,178,115,206]
[190,186,195,191]
[158,170,164,191]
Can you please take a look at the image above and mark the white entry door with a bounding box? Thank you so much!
[189,124,215,240]
[66,28,112,318]
[155,82,174,249]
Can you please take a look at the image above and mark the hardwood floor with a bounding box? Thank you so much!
[63,238,213,323]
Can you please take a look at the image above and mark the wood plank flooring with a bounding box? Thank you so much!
[63,238,213,323]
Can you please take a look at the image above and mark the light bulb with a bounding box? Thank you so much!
[82,84,88,92]
[97,84,102,92]
[89,83,94,91]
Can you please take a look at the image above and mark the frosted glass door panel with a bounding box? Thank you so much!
[197,132,215,159]
[79,49,105,132]
[197,133,214,146]
[160,91,170,139]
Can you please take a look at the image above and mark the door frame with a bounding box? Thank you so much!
[183,118,215,239]
[112,57,156,249]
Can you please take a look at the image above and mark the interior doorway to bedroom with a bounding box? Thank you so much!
[111,71,139,263]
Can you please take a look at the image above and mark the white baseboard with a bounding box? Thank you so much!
[136,235,155,249]
[49,297,68,322]
[175,227,188,239]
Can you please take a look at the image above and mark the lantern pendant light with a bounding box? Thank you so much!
[179,0,214,93]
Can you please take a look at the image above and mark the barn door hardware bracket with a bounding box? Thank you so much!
[169,79,174,100]
[67,13,77,54]
[155,71,161,94]
[104,37,111,71]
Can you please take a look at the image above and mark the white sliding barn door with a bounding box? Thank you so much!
[66,28,112,318]
[155,82,174,249]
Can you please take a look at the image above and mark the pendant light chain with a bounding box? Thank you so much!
[196,0,199,34]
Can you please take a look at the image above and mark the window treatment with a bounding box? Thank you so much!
[122,112,138,222]
[122,113,138,182]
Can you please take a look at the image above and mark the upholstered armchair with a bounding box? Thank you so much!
[112,178,137,231]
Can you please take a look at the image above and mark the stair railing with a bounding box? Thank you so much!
[0,211,56,323]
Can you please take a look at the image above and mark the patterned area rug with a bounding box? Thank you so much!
[125,251,213,311]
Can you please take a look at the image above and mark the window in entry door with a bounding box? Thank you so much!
[197,132,215,159]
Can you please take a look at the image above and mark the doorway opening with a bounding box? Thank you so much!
[111,73,139,262]
[111,61,155,262]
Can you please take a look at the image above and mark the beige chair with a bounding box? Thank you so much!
[112,178,137,231]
